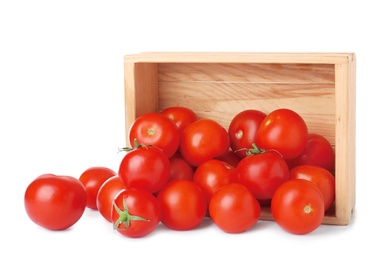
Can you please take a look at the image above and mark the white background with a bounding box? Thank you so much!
[1,0,387,259]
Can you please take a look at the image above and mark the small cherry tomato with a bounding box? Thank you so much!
[236,149,289,200]
[180,119,230,167]
[228,109,267,159]
[255,108,308,160]
[157,180,207,231]
[193,159,237,204]
[287,133,335,172]
[289,165,335,211]
[128,112,180,158]
[209,183,261,234]
[118,144,170,194]
[96,176,126,222]
[111,188,161,238]
[271,179,325,235]
[79,166,117,210]
[24,174,87,230]
[160,106,198,134]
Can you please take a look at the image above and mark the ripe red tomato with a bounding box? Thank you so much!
[228,109,267,159]
[180,119,230,167]
[255,108,308,160]
[128,112,180,158]
[193,159,237,203]
[271,179,325,235]
[209,183,261,233]
[160,106,198,134]
[24,174,87,230]
[289,165,335,211]
[79,166,117,210]
[157,180,207,230]
[96,175,126,222]
[287,133,335,172]
[111,188,161,238]
[169,154,195,182]
[118,145,170,194]
[236,150,289,200]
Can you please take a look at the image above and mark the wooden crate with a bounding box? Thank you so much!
[123,52,356,226]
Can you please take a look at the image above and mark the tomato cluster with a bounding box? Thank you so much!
[24,106,336,236]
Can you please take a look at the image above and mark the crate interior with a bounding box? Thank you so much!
[128,60,351,224]
[157,63,336,145]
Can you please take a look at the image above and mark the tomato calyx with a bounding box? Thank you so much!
[113,196,150,230]
[118,139,163,153]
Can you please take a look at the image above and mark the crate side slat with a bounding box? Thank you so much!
[334,60,356,225]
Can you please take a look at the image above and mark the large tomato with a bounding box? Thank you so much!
[193,159,237,203]
[96,175,126,222]
[160,106,198,134]
[289,165,335,211]
[157,180,207,231]
[118,145,170,194]
[24,174,87,230]
[79,166,117,210]
[235,149,289,200]
[228,109,267,159]
[209,183,261,234]
[255,108,308,160]
[112,188,161,238]
[287,133,335,172]
[271,179,325,235]
[180,119,230,167]
[128,112,180,158]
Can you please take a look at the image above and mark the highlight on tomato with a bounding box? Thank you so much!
[271,179,325,235]
[24,174,87,231]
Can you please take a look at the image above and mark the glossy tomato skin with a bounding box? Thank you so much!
[129,112,180,158]
[287,133,335,172]
[160,106,198,134]
[255,108,308,160]
[157,180,207,231]
[24,174,87,230]
[290,165,335,211]
[79,166,117,210]
[271,179,325,235]
[111,188,161,238]
[236,151,289,200]
[209,183,261,233]
[168,154,195,182]
[96,176,126,222]
[193,159,237,203]
[118,146,170,194]
[180,119,230,167]
[216,149,241,168]
[228,109,267,159]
